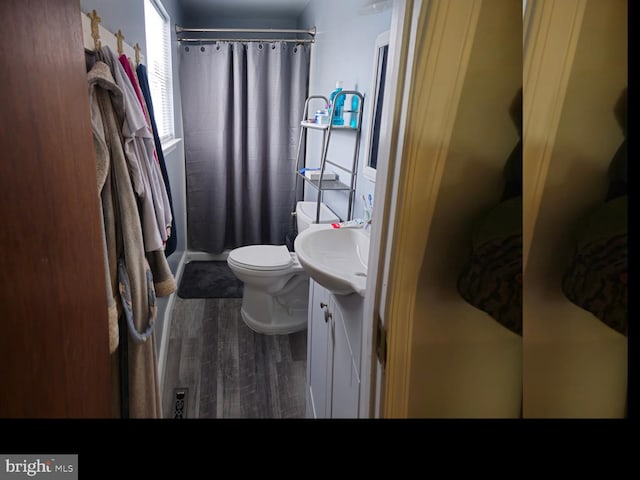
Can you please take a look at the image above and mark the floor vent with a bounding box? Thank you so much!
[173,388,188,419]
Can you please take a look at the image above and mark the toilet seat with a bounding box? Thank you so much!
[228,245,293,272]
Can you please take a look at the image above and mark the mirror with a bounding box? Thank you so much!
[363,30,390,182]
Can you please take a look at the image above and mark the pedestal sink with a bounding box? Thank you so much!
[294,223,370,297]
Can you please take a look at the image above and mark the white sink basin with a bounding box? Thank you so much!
[294,223,370,297]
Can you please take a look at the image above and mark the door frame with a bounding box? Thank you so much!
[522,0,587,271]
[361,0,496,417]
[359,0,419,418]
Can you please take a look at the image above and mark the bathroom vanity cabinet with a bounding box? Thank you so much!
[306,279,363,418]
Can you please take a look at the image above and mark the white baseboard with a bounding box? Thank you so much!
[158,250,187,394]
[185,250,231,262]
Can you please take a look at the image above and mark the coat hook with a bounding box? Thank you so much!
[134,43,141,65]
[116,30,125,55]
[87,9,101,50]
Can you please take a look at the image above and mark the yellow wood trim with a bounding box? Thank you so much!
[522,0,586,271]
[383,0,482,418]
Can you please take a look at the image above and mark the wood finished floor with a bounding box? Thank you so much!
[162,297,307,419]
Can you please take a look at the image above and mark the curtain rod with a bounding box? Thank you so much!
[176,26,316,36]
[178,38,314,44]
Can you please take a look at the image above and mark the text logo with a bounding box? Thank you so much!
[0,456,77,480]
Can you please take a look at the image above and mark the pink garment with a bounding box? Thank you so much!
[119,54,151,127]
[119,54,161,171]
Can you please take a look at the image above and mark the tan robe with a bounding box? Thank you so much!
[88,61,170,418]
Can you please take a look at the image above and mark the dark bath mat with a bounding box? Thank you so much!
[178,261,244,299]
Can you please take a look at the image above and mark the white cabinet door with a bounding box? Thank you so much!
[307,280,333,418]
[330,298,361,418]
[306,280,363,418]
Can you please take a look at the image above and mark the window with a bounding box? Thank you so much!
[144,0,174,142]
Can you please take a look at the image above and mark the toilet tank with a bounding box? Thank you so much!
[296,201,339,232]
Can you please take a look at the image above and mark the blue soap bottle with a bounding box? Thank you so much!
[350,94,359,129]
[329,81,345,126]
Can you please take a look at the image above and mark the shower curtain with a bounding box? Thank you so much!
[180,42,310,253]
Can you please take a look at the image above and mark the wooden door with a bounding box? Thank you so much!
[523,0,627,418]
[381,0,523,417]
[0,0,111,417]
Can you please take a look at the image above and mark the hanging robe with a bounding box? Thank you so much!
[136,62,178,257]
[88,60,162,418]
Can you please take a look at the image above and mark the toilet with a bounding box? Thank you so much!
[227,201,339,334]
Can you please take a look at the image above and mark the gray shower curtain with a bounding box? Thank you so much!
[180,42,310,253]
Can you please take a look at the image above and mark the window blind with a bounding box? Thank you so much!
[144,0,174,142]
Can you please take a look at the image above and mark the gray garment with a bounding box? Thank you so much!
[101,46,172,253]
[180,41,310,253]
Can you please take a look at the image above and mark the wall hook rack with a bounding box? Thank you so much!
[87,9,101,50]
[116,29,125,55]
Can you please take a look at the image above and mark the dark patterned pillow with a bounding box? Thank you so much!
[457,196,522,336]
[457,233,522,336]
[562,194,627,336]
[562,235,627,336]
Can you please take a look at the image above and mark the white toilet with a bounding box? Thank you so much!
[227,201,339,334]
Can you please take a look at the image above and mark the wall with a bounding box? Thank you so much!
[298,1,392,222]
[407,0,522,417]
[182,9,299,29]
[523,0,627,417]
[79,0,187,352]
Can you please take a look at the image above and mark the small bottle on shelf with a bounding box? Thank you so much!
[329,81,345,126]
[314,106,330,125]
[350,94,359,129]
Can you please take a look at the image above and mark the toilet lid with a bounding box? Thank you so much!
[228,245,293,271]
